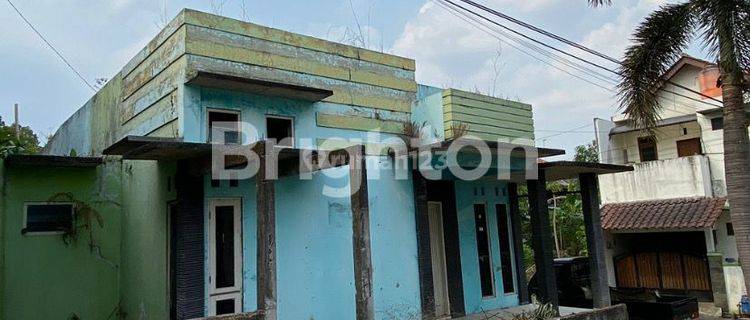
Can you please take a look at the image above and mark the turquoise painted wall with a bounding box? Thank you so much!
[1,161,122,319]
[412,85,445,142]
[275,169,356,319]
[367,157,421,320]
[454,180,519,314]
[202,158,422,320]
[182,86,409,148]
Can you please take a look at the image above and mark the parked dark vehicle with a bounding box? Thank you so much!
[529,257,699,320]
[611,288,699,320]
[528,257,593,308]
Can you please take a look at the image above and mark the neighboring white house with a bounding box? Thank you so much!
[594,55,747,315]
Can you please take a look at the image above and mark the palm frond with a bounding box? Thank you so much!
[588,0,612,7]
[693,0,749,79]
[618,2,697,129]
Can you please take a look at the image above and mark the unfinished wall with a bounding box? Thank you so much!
[1,161,122,319]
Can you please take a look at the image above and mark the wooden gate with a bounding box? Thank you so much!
[615,252,711,292]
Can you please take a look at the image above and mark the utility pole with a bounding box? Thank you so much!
[14,103,20,140]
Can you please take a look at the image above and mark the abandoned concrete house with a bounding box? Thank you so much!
[1,9,631,320]
[595,55,748,315]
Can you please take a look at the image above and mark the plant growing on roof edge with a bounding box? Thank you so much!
[449,122,470,138]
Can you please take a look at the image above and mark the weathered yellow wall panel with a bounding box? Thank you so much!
[123,13,187,77]
[186,55,413,113]
[444,89,532,110]
[442,88,535,141]
[121,56,187,124]
[316,138,400,156]
[316,113,405,134]
[119,90,178,138]
[147,119,179,138]
[182,9,415,71]
[122,26,187,100]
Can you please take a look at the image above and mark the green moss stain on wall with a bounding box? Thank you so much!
[119,160,176,320]
[1,160,123,319]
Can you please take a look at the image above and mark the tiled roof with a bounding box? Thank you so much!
[601,197,726,231]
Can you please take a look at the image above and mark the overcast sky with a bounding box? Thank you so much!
[0,0,706,157]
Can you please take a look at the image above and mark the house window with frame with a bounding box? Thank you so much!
[676,138,702,157]
[727,223,734,236]
[637,136,658,162]
[23,203,74,234]
[266,115,294,147]
[208,110,241,144]
[711,117,724,131]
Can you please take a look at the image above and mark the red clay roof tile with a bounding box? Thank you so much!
[601,197,726,231]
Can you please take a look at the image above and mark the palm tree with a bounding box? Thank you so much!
[589,0,750,295]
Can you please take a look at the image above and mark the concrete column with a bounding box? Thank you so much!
[707,253,730,316]
[508,183,529,304]
[256,143,277,320]
[527,170,559,309]
[412,172,436,318]
[579,173,612,308]
[349,145,375,320]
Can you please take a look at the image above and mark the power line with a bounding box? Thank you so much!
[433,0,617,91]
[5,0,96,91]
[459,0,619,63]
[439,0,719,109]
[436,0,619,85]
[434,0,701,140]
[538,123,594,140]
[455,0,724,105]
[434,0,705,116]
[442,0,620,78]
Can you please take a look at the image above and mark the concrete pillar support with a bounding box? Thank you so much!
[349,145,375,320]
[508,183,529,304]
[527,170,559,309]
[579,173,612,308]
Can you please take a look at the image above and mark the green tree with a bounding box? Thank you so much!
[0,116,40,157]
[519,142,596,276]
[574,140,599,163]
[590,0,750,294]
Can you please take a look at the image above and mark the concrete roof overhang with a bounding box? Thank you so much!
[407,138,565,159]
[103,135,355,176]
[610,114,698,136]
[186,71,334,102]
[539,161,633,181]
[3,154,103,168]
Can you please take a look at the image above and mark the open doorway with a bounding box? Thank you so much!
[428,201,451,317]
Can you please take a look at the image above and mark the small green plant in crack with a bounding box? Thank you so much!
[511,304,557,320]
